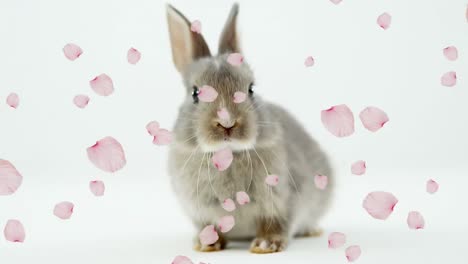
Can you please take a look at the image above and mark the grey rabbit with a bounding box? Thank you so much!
[166,3,334,253]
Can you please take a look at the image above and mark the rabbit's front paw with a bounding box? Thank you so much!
[193,234,227,252]
[250,235,287,254]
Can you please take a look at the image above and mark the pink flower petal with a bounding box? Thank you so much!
[351,160,366,175]
[89,180,105,196]
[212,148,233,171]
[73,94,90,109]
[53,201,74,220]
[328,232,346,249]
[6,93,19,109]
[236,191,250,205]
[441,71,457,87]
[172,256,193,264]
[233,91,247,103]
[89,74,114,96]
[190,20,202,34]
[314,175,328,190]
[127,47,141,65]
[304,56,315,67]
[407,211,425,230]
[146,121,160,136]
[198,85,218,102]
[221,198,236,212]
[359,106,389,132]
[377,12,392,30]
[330,0,342,4]
[199,225,219,245]
[443,46,458,61]
[426,179,439,194]
[87,136,127,173]
[217,215,235,233]
[4,219,25,243]
[217,107,230,121]
[63,43,83,61]
[362,191,398,220]
[0,159,23,196]
[227,53,244,66]
[321,104,355,137]
[265,174,279,186]
[345,245,361,262]
[153,129,173,146]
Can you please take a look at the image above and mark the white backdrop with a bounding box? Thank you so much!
[1,0,467,263]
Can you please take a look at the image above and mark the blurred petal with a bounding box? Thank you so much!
[321,104,355,137]
[221,198,236,212]
[359,106,389,132]
[199,225,219,245]
[363,191,398,220]
[265,174,279,186]
[53,201,74,220]
[6,93,19,109]
[190,20,202,34]
[212,148,233,171]
[63,43,83,61]
[89,180,105,196]
[377,12,392,30]
[426,179,439,194]
[4,219,25,243]
[87,136,127,173]
[233,91,247,103]
[227,53,244,66]
[146,121,160,136]
[314,175,328,190]
[351,160,366,175]
[127,47,141,64]
[89,74,114,96]
[73,95,90,109]
[407,211,425,230]
[153,129,173,146]
[304,56,315,67]
[441,71,457,87]
[328,232,346,249]
[443,46,458,61]
[172,256,193,264]
[330,0,342,4]
[0,159,23,195]
[345,245,361,262]
[217,215,235,233]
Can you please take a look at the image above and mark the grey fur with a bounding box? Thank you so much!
[166,4,333,252]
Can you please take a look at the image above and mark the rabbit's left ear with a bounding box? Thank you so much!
[218,3,241,54]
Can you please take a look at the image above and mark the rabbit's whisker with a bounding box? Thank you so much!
[196,152,207,225]
[206,152,219,198]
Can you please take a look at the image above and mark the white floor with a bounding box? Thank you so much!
[1,169,466,264]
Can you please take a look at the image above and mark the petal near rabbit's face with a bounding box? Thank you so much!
[179,55,258,152]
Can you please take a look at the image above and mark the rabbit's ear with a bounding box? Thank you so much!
[218,3,240,54]
[166,4,211,73]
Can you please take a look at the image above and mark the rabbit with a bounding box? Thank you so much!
[166,3,334,254]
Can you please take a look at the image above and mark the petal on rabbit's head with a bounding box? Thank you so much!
[227,53,244,66]
[190,20,202,34]
[233,91,247,103]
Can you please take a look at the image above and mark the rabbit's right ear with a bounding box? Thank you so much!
[166,4,211,73]
[218,3,240,54]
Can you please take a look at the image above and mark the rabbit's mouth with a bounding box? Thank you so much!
[199,138,256,153]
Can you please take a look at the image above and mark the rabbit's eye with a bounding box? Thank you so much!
[192,86,199,103]
[248,83,254,96]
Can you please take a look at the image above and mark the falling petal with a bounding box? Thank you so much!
[4,219,25,243]
[73,95,90,109]
[328,232,346,249]
[227,53,244,66]
[236,191,250,205]
[89,74,114,96]
[304,56,315,67]
[345,245,361,262]
[426,179,439,194]
[265,174,279,186]
[198,85,218,102]
[199,225,219,245]
[0,159,23,196]
[233,91,247,103]
[6,93,19,109]
[407,211,425,230]
[53,201,74,220]
[127,47,141,64]
[222,198,236,212]
[63,43,83,61]
[441,71,457,87]
[190,20,202,34]
[153,129,173,146]
[443,46,458,61]
[359,106,389,132]
[363,191,398,220]
[212,148,233,171]
[146,121,160,136]
[172,256,193,264]
[351,160,366,175]
[321,104,355,137]
[330,0,342,4]
[217,215,235,233]
[314,175,328,190]
[87,136,127,173]
[89,180,105,196]
[377,12,392,30]
[217,107,230,121]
